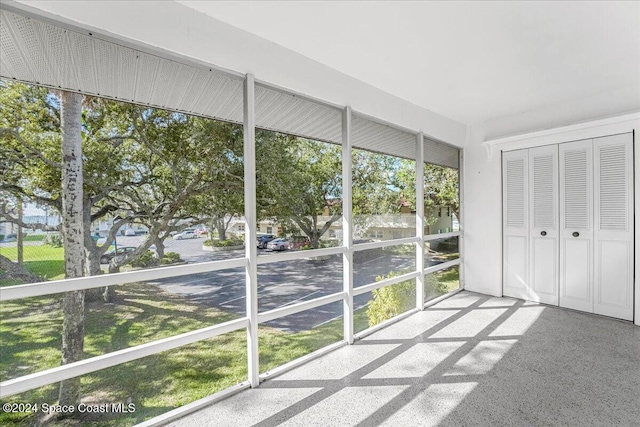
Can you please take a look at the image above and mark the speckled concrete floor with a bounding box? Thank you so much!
[168,291,640,427]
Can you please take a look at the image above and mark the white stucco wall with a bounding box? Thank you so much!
[462,125,503,297]
[463,113,640,326]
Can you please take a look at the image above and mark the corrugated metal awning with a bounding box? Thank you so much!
[0,9,459,168]
[0,9,244,123]
[255,84,342,144]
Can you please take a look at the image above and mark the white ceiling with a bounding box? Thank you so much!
[177,1,640,127]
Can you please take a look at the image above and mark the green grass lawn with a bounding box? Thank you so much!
[0,245,65,280]
[23,235,46,242]
[0,246,457,426]
[0,282,371,427]
[434,266,460,294]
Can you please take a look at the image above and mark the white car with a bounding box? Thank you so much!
[174,230,197,240]
[266,238,290,251]
[124,228,136,236]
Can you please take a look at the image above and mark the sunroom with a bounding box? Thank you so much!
[0,1,638,426]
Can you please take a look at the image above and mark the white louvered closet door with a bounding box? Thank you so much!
[593,134,634,321]
[559,139,594,313]
[503,150,530,301]
[528,145,559,305]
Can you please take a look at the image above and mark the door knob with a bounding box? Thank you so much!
[572,232,579,237]
[540,231,547,236]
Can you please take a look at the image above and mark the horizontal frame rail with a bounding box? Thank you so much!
[256,246,345,265]
[424,231,461,241]
[353,271,420,296]
[0,317,248,398]
[257,291,346,324]
[0,258,248,301]
[424,258,461,275]
[352,236,419,252]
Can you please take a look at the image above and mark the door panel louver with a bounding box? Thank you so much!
[255,84,342,144]
[506,158,526,228]
[598,145,627,231]
[533,155,555,229]
[563,149,589,229]
[0,10,244,123]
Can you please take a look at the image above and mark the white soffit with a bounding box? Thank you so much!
[424,138,459,169]
[352,114,459,168]
[0,9,244,123]
[255,84,342,144]
[0,6,460,164]
[352,113,416,160]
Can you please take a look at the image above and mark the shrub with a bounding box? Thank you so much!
[161,252,182,265]
[128,250,158,268]
[43,233,63,247]
[366,271,416,327]
[204,239,244,248]
[366,268,460,328]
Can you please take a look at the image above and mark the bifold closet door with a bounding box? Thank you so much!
[559,139,594,313]
[593,134,634,321]
[503,150,529,301]
[503,147,559,304]
[528,145,559,305]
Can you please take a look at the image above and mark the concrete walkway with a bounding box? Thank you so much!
[169,291,640,427]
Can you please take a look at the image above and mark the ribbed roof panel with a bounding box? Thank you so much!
[352,113,416,159]
[0,10,244,123]
[255,84,342,143]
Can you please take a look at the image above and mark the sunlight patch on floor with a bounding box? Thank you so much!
[444,339,517,376]
[363,342,465,379]
[380,382,478,426]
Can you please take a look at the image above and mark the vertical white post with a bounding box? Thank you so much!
[458,149,465,289]
[244,74,259,387]
[342,107,354,343]
[416,133,425,309]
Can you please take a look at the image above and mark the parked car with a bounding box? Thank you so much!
[100,246,136,264]
[257,234,276,249]
[124,228,136,236]
[195,227,209,236]
[290,235,310,250]
[174,230,198,240]
[266,238,290,251]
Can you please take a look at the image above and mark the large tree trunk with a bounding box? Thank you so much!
[154,237,165,260]
[83,210,105,302]
[17,198,23,265]
[59,91,86,409]
[215,216,227,241]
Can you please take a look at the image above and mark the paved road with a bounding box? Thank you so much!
[145,241,416,332]
[6,235,447,332]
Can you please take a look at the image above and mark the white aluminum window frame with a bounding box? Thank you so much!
[0,14,464,423]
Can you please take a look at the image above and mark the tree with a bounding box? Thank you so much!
[0,79,248,403]
[58,91,85,408]
[0,81,245,282]
[389,159,460,228]
[424,163,460,222]
[257,134,342,248]
[351,150,417,239]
